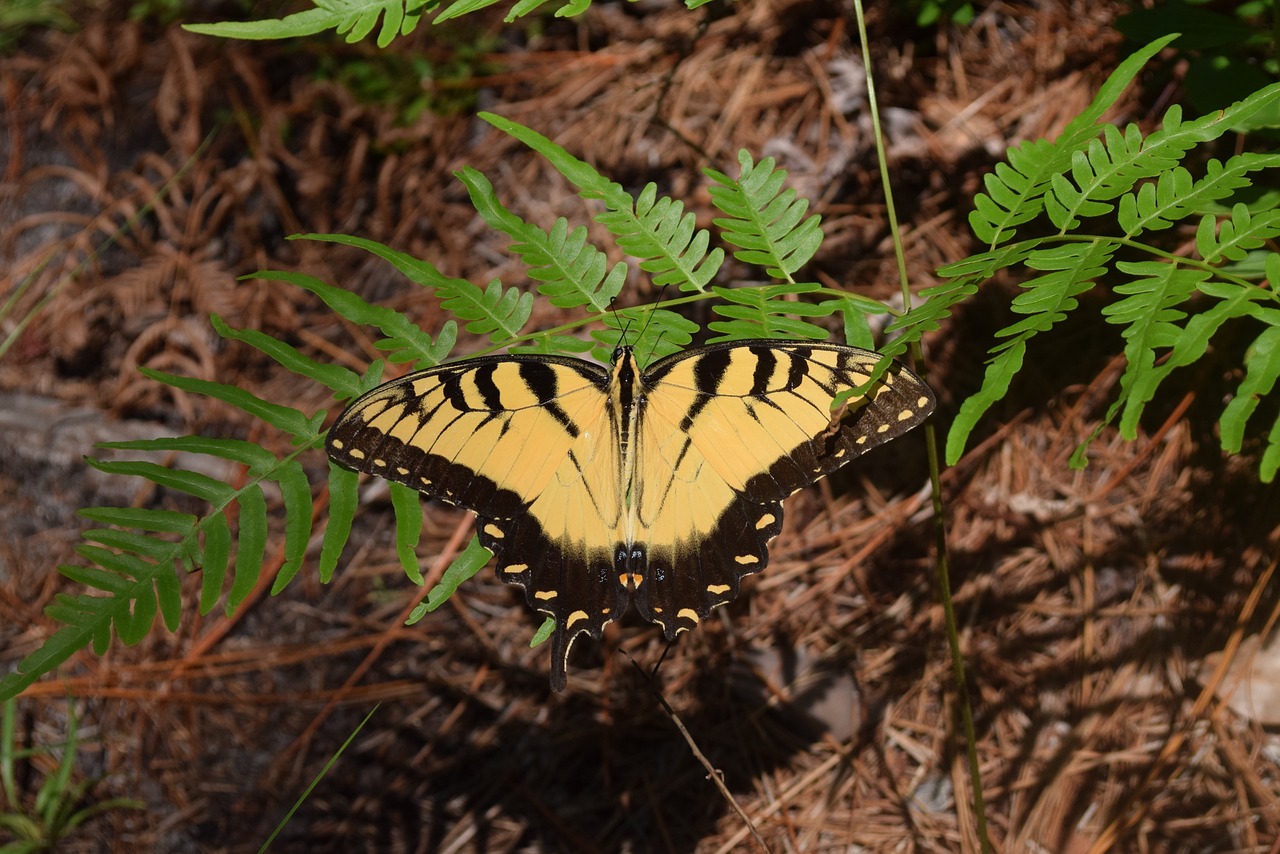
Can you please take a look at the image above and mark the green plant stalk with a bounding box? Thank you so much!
[852,0,990,849]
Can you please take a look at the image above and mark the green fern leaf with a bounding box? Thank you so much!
[81,527,178,560]
[1119,155,1280,237]
[228,484,268,611]
[184,0,426,48]
[101,436,277,473]
[968,35,1177,245]
[59,559,133,596]
[138,369,323,439]
[823,296,882,350]
[458,167,625,312]
[78,507,195,534]
[414,536,492,617]
[969,150,1058,245]
[1198,203,1280,264]
[1221,317,1280,465]
[389,482,426,586]
[439,278,534,342]
[200,512,232,615]
[258,265,456,368]
[1152,280,1272,385]
[273,460,314,591]
[1044,126,1147,230]
[482,114,724,293]
[212,314,362,399]
[300,232,532,344]
[506,0,556,17]
[600,183,724,292]
[509,333,596,356]
[1119,166,1196,235]
[937,241,1044,279]
[884,276,980,357]
[86,459,234,505]
[947,241,1113,464]
[320,464,359,584]
[706,283,832,342]
[480,113,623,202]
[996,242,1113,348]
[436,0,502,22]
[1102,261,1211,436]
[706,151,823,279]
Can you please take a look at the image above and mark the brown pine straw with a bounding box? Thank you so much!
[1088,552,1280,852]
[274,509,477,777]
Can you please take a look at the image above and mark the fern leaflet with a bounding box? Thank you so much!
[1221,314,1280,481]
[1197,204,1280,264]
[185,0,427,48]
[705,151,823,280]
[1102,261,1212,437]
[458,166,625,313]
[706,283,833,342]
[946,241,1114,463]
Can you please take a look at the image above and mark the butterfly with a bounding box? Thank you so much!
[327,339,935,691]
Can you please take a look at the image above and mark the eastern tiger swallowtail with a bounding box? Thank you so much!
[327,340,935,691]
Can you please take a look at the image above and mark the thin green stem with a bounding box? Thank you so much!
[852,1,991,849]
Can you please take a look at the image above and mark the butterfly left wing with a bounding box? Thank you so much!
[629,341,935,637]
[326,355,630,690]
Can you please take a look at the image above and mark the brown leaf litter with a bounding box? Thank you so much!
[1,1,1278,851]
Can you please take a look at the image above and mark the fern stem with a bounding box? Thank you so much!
[852,1,991,849]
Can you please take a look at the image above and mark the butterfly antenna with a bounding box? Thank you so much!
[641,284,671,367]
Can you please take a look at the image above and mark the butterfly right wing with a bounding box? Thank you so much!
[326,355,628,690]
[628,342,935,639]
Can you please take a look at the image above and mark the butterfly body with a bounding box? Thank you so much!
[327,340,934,691]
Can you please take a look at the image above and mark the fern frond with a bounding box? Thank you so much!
[137,369,323,438]
[0,478,230,698]
[438,278,533,342]
[457,167,625,313]
[1101,261,1212,436]
[294,234,531,345]
[706,151,823,280]
[1197,203,1280,264]
[1221,314,1280,483]
[481,113,724,293]
[883,276,981,356]
[389,482,426,586]
[1048,89,1280,232]
[0,308,346,700]
[320,464,359,584]
[968,35,1178,246]
[936,241,1045,280]
[1119,154,1280,237]
[211,314,362,398]
[509,333,596,356]
[185,0,426,48]
[706,283,832,342]
[600,183,724,293]
[1045,124,1156,230]
[256,265,456,369]
[946,241,1114,463]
